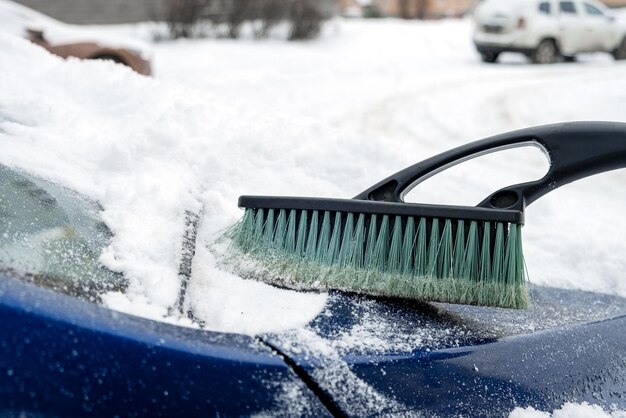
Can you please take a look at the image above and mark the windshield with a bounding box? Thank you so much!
[0,164,126,302]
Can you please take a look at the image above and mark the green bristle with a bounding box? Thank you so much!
[401,217,415,275]
[437,219,453,279]
[364,214,379,269]
[274,209,287,251]
[229,207,528,309]
[478,222,492,305]
[501,224,525,307]
[387,216,403,274]
[337,212,355,267]
[325,212,343,265]
[351,214,366,269]
[514,225,525,305]
[504,224,523,284]
[462,221,479,281]
[372,215,390,272]
[414,218,427,277]
[452,219,465,277]
[263,209,275,249]
[426,218,440,277]
[515,225,524,280]
[479,222,491,282]
[284,209,297,254]
[491,222,504,282]
[295,210,308,257]
[253,209,265,250]
[304,211,318,260]
[316,211,332,262]
[235,208,255,251]
[515,225,524,282]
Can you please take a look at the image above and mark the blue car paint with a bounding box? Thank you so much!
[345,316,626,416]
[262,291,626,417]
[1,273,625,417]
[0,273,331,417]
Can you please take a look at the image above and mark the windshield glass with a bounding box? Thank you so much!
[0,164,126,302]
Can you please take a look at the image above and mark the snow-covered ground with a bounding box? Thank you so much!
[1,16,626,417]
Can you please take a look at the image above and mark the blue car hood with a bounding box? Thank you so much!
[260,287,626,417]
[1,270,625,417]
[0,272,330,417]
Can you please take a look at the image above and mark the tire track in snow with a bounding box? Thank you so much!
[353,64,623,147]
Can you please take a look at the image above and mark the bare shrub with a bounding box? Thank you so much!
[163,0,333,40]
[398,0,429,19]
[362,4,383,18]
[288,0,325,41]
[227,0,254,39]
[254,0,287,39]
[164,0,209,39]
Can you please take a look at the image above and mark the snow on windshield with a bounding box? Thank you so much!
[0,33,330,333]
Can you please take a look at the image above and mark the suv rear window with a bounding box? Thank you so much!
[538,2,551,14]
[559,1,577,13]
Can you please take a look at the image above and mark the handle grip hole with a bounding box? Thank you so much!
[403,144,549,206]
[490,190,519,209]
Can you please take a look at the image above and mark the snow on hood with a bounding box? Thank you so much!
[0,33,337,334]
[0,0,151,58]
[509,402,626,417]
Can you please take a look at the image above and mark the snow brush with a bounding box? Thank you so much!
[227,122,626,309]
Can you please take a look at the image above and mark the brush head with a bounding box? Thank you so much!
[225,122,626,310]
[227,196,527,309]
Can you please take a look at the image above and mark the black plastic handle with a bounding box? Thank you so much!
[354,121,626,211]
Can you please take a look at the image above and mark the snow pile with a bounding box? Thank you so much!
[509,402,626,418]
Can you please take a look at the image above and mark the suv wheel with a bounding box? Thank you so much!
[480,51,500,63]
[532,39,560,64]
[613,37,626,60]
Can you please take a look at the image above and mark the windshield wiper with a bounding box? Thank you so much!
[170,209,202,324]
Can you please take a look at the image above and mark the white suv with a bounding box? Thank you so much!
[473,0,626,63]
